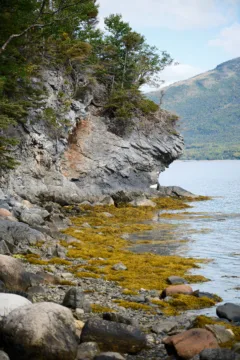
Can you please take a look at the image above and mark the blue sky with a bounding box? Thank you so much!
[98,0,240,89]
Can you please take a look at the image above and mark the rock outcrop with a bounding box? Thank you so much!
[1,68,184,205]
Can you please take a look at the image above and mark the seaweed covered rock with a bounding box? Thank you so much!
[163,328,219,360]
[80,318,147,354]
[1,302,78,360]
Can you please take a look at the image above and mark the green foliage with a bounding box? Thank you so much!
[148,58,240,159]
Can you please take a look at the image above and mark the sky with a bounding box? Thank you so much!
[98,0,240,90]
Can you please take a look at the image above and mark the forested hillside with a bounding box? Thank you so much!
[148,58,240,159]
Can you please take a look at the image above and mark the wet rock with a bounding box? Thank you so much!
[205,324,234,344]
[94,352,125,360]
[103,313,138,327]
[160,284,193,299]
[163,328,219,360]
[196,348,240,360]
[217,303,240,322]
[0,351,10,360]
[0,255,31,291]
[112,263,127,271]
[77,342,100,360]
[167,276,188,285]
[193,290,217,300]
[2,302,78,360]
[0,293,32,317]
[80,318,147,354]
[62,288,91,312]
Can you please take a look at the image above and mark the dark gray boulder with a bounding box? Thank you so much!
[216,303,240,322]
[197,348,240,360]
[62,288,91,312]
[80,319,147,354]
[193,290,218,300]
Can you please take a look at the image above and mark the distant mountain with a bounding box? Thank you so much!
[148,57,240,159]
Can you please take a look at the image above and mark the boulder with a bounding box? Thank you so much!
[0,209,11,218]
[0,351,10,360]
[160,284,193,299]
[197,348,240,360]
[77,342,100,360]
[62,288,91,312]
[217,303,240,322]
[0,220,45,247]
[80,319,147,354]
[205,324,234,344]
[163,328,219,360]
[167,276,188,285]
[94,353,125,360]
[0,293,32,317]
[2,302,78,360]
[152,320,179,335]
[193,290,218,300]
[0,255,31,291]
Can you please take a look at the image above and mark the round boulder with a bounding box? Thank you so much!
[160,284,193,299]
[0,255,30,291]
[2,302,78,360]
[163,328,219,360]
[0,293,32,317]
[217,303,240,322]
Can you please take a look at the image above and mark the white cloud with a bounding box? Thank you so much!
[208,23,240,56]
[98,0,237,30]
[141,63,204,92]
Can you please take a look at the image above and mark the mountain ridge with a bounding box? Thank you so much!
[148,57,240,159]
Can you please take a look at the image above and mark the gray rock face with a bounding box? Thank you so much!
[62,287,91,312]
[1,68,184,204]
[80,319,147,354]
[217,303,240,322]
[0,220,45,249]
[2,302,78,360]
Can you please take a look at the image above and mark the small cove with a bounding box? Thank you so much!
[131,160,240,315]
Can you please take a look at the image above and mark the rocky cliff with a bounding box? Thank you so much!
[1,68,184,205]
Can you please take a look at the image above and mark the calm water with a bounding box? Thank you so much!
[160,160,240,314]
